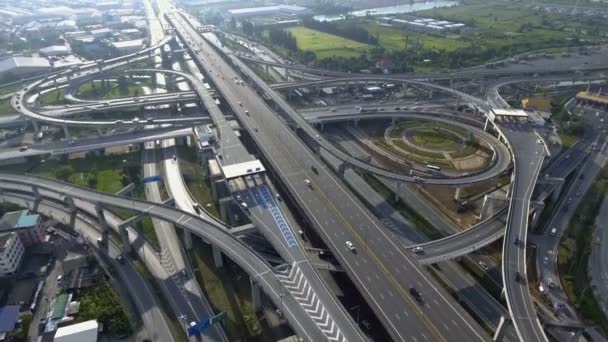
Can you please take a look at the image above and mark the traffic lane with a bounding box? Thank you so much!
[193,31,441,342]
[240,94,487,341]
[62,194,206,337]
[240,185,368,341]
[1,193,176,342]
[177,20,486,341]
[502,128,547,341]
[0,175,330,342]
[537,149,607,319]
[200,49,487,342]
[228,81,443,340]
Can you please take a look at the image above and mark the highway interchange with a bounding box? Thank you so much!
[1,0,607,340]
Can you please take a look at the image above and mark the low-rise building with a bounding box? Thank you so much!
[0,56,51,80]
[0,210,45,247]
[0,232,24,277]
[89,27,113,38]
[227,5,310,18]
[40,45,72,57]
[53,320,98,342]
[110,39,143,54]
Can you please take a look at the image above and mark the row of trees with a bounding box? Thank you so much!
[268,29,298,51]
[301,16,378,45]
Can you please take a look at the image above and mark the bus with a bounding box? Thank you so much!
[426,165,441,172]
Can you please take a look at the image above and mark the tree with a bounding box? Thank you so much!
[242,21,254,37]
[87,176,98,189]
[54,165,74,181]
[117,75,128,94]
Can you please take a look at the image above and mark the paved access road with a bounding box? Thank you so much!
[0,192,175,342]
[171,12,488,342]
[536,135,608,322]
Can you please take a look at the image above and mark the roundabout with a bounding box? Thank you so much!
[317,113,504,178]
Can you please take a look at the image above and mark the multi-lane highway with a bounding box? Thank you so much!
[170,11,488,341]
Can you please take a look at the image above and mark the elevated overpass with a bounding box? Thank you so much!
[240,53,608,81]
[174,11,489,341]
[0,127,194,161]
[0,173,362,342]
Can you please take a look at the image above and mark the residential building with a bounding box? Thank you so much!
[0,210,45,247]
[0,233,24,277]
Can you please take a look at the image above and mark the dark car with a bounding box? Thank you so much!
[116,255,125,264]
[409,287,423,303]
[515,272,522,282]
[311,166,319,175]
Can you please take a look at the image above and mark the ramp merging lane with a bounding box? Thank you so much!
[500,126,548,342]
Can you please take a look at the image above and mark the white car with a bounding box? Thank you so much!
[413,246,424,254]
[304,179,312,187]
[345,241,355,251]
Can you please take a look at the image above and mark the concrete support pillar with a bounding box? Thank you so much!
[62,125,70,139]
[428,90,433,99]
[483,117,490,132]
[212,244,223,269]
[551,181,564,203]
[454,187,463,201]
[211,179,219,202]
[493,316,509,341]
[97,128,103,136]
[119,224,132,254]
[95,204,110,237]
[31,185,41,201]
[251,277,262,312]
[264,64,269,74]
[219,198,229,223]
[32,120,40,134]
[450,78,454,88]
[337,163,347,180]
[183,231,193,250]
[353,119,359,127]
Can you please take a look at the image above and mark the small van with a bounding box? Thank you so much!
[550,228,557,236]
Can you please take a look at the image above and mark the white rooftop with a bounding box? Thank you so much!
[492,108,528,117]
[54,320,98,342]
[228,4,307,15]
[0,56,50,73]
[221,160,265,179]
[111,39,143,49]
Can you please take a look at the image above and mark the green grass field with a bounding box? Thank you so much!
[31,153,140,193]
[0,98,15,117]
[286,26,371,59]
[411,128,460,149]
[363,23,470,52]
[39,89,68,105]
